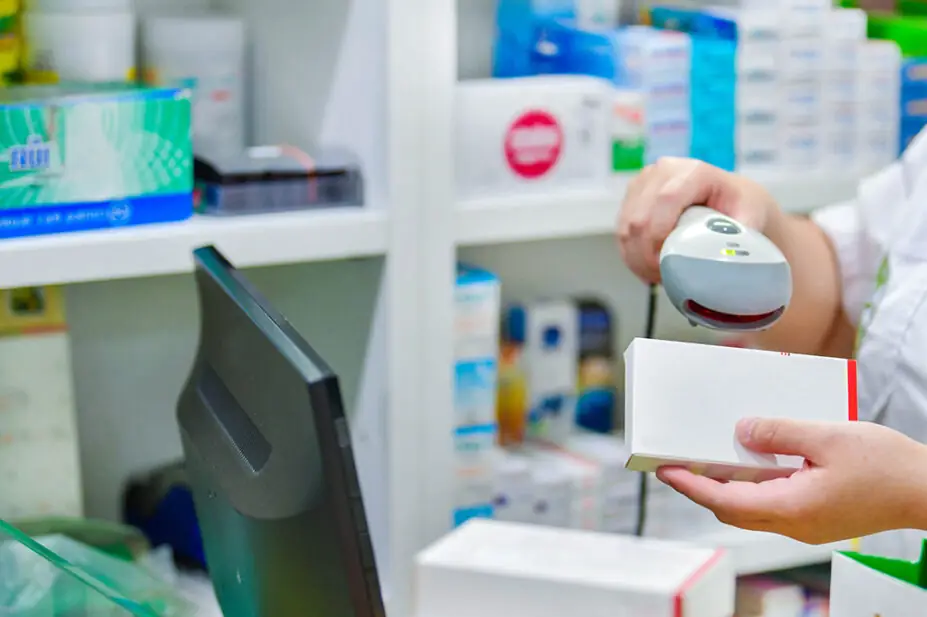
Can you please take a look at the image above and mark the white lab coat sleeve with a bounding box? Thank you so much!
[808,127,927,326]
[810,201,882,328]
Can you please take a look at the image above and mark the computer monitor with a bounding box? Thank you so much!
[176,246,384,617]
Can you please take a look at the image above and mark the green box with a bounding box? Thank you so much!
[0,84,193,239]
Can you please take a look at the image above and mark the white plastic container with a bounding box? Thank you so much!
[141,14,245,157]
[23,7,136,83]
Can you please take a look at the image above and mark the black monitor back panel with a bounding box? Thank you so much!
[176,246,385,617]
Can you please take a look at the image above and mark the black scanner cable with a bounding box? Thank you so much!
[634,282,658,537]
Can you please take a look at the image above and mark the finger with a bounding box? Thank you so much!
[618,167,660,282]
[736,417,834,460]
[648,159,714,242]
[618,165,655,235]
[657,468,732,512]
[659,467,817,524]
[627,176,670,281]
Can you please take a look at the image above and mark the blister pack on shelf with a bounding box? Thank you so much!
[194,146,363,216]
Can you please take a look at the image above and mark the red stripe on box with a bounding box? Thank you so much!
[847,360,858,422]
[672,549,725,617]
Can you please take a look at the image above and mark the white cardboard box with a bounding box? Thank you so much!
[830,551,927,616]
[415,519,734,617]
[624,338,857,481]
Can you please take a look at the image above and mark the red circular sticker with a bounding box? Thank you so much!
[503,110,563,179]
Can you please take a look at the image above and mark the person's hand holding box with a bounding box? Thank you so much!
[624,338,858,481]
[659,419,927,545]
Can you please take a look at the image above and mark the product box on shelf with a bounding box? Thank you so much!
[825,8,867,73]
[646,116,691,164]
[691,37,736,171]
[0,84,193,239]
[456,76,612,201]
[492,0,576,78]
[0,285,82,521]
[735,575,808,617]
[489,448,535,523]
[526,445,601,530]
[0,286,66,336]
[559,432,638,534]
[900,58,927,154]
[525,453,576,527]
[492,0,621,77]
[562,24,692,164]
[737,108,780,171]
[453,263,501,525]
[575,298,619,433]
[503,300,579,444]
[415,519,735,617]
[611,89,646,172]
[490,447,577,528]
[780,123,824,171]
[780,0,831,38]
[902,57,927,99]
[624,338,858,480]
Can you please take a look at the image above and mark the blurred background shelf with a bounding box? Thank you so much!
[693,526,852,576]
[0,207,389,289]
[456,171,870,247]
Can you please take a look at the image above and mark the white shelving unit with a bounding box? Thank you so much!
[0,208,388,289]
[457,171,866,247]
[0,0,876,616]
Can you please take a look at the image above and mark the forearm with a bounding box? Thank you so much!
[899,442,927,532]
[745,213,851,357]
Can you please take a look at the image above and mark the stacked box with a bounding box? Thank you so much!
[821,8,869,171]
[686,7,782,171]
[690,37,736,171]
[775,0,828,171]
[856,41,902,168]
[564,25,693,164]
[900,57,927,152]
[452,264,501,526]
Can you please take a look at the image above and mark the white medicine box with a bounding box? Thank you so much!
[456,76,613,201]
[624,338,857,481]
[415,519,734,617]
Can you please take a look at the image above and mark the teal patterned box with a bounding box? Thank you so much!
[0,84,193,239]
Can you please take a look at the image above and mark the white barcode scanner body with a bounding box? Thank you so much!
[659,206,792,331]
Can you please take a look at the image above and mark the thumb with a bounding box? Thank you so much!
[736,417,827,458]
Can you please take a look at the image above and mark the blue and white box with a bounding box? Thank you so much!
[453,263,501,525]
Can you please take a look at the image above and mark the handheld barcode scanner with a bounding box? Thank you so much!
[659,206,792,331]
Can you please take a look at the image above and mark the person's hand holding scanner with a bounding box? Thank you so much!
[617,157,782,284]
[658,419,927,544]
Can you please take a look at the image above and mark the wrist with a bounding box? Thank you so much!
[761,202,790,249]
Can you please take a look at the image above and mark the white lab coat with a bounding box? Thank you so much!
[811,128,927,560]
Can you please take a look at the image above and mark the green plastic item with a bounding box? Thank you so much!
[867,11,899,39]
[900,0,927,15]
[12,517,151,563]
[0,520,196,617]
[919,539,927,589]
[882,15,927,56]
[841,539,927,590]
